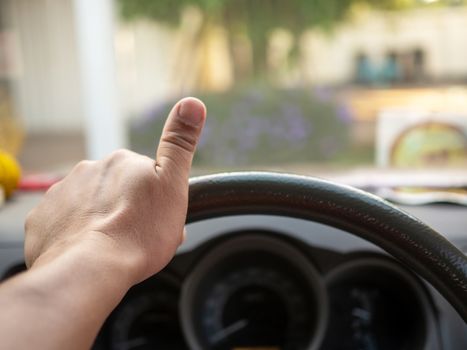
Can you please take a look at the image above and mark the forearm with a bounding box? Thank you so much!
[0,240,132,350]
[3,98,206,349]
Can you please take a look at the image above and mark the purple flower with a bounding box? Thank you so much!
[336,103,353,124]
[314,86,333,102]
[245,89,265,103]
[230,101,251,119]
[319,137,339,158]
[281,105,310,143]
[236,117,263,151]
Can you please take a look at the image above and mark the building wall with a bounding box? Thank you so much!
[302,7,467,84]
[3,3,467,132]
[115,20,175,121]
[2,0,176,133]
[4,0,83,132]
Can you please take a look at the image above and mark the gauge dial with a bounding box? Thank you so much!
[181,234,327,350]
[321,258,428,350]
[200,266,314,349]
[107,274,187,350]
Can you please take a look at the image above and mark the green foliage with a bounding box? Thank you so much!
[129,87,354,167]
[119,0,186,25]
[117,0,464,80]
[118,0,379,80]
[117,0,458,29]
[118,0,467,43]
[119,0,358,31]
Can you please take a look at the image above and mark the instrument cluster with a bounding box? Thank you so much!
[94,232,433,350]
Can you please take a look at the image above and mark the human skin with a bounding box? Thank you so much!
[0,97,206,349]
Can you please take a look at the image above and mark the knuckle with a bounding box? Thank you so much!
[161,129,197,154]
[23,238,37,269]
[24,209,36,232]
[71,160,95,175]
[75,160,93,170]
[24,249,32,268]
[106,149,138,166]
[45,181,60,196]
[111,149,133,159]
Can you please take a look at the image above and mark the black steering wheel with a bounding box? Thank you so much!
[187,172,467,322]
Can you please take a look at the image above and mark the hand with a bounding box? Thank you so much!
[24,97,206,287]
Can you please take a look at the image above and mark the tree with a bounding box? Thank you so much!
[117,0,459,88]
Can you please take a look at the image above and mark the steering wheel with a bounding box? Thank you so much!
[187,172,467,322]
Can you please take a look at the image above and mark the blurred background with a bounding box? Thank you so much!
[1,0,467,184]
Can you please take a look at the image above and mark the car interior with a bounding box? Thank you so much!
[1,0,467,349]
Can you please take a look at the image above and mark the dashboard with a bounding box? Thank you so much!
[1,194,467,350]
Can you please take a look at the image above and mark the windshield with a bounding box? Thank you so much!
[1,0,466,185]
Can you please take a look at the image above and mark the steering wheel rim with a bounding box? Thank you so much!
[187,172,467,322]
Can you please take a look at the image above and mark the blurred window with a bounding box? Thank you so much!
[1,0,466,175]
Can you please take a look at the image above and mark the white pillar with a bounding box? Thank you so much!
[73,0,126,160]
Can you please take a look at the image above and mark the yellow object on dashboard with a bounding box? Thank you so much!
[0,150,21,198]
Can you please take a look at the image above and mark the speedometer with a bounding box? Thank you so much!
[198,266,314,349]
[320,258,430,350]
[105,273,187,350]
[180,234,328,350]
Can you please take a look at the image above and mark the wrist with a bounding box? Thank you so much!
[1,233,135,349]
[30,232,137,299]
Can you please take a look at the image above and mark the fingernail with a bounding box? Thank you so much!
[177,98,205,128]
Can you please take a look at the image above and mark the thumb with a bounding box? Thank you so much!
[156,97,206,181]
